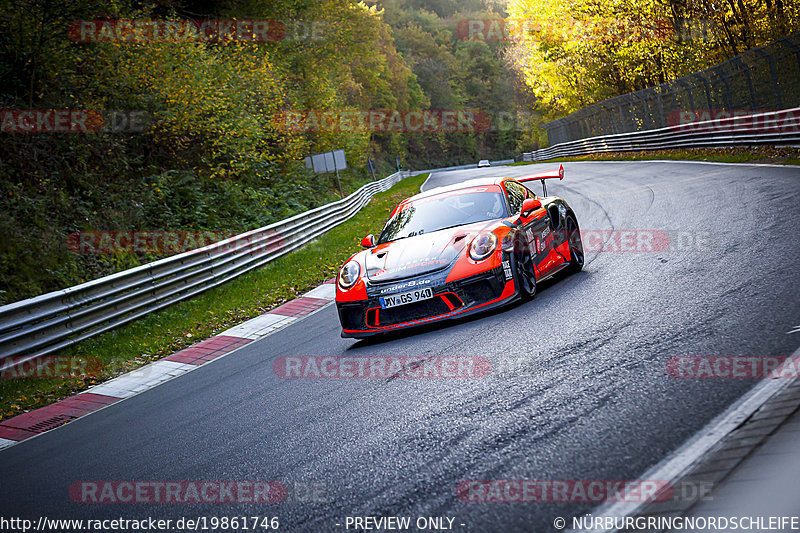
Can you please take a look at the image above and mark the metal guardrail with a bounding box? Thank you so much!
[0,170,410,366]
[524,107,800,161]
[415,159,515,174]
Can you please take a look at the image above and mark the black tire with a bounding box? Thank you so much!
[566,215,584,273]
[512,241,537,301]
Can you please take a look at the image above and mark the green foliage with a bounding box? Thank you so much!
[508,0,799,121]
[0,0,533,302]
[377,0,536,165]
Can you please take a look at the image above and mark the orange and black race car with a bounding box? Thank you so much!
[335,165,583,338]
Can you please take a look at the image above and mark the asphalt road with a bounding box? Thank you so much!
[2,161,800,532]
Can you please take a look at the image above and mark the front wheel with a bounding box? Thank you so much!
[512,244,537,301]
[566,215,584,273]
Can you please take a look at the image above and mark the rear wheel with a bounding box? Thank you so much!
[513,242,537,301]
[566,215,584,273]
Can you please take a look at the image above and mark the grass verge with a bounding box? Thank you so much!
[507,146,800,166]
[0,173,429,421]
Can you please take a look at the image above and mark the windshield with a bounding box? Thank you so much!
[378,191,508,244]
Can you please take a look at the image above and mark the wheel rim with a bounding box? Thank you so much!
[516,248,536,295]
[567,218,584,266]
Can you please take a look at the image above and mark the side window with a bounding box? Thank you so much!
[504,181,525,214]
[548,205,561,229]
[521,183,538,199]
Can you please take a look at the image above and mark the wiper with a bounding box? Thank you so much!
[431,223,467,233]
[379,234,410,245]
[428,220,494,233]
[382,223,482,244]
[380,221,488,244]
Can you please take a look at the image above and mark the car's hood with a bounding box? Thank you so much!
[365,221,496,283]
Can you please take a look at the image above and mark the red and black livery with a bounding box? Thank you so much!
[335,165,583,338]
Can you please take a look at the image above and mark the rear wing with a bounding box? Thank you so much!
[516,164,564,196]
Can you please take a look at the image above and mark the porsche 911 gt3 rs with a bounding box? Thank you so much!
[335,165,583,338]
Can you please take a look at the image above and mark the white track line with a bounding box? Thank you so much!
[570,345,800,533]
[420,174,433,192]
[555,160,800,169]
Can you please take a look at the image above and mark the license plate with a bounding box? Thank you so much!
[380,287,434,309]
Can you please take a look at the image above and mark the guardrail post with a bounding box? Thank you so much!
[752,48,782,109]
[693,72,714,111]
[732,57,757,108]
[636,93,651,130]
[777,38,800,109]
[712,66,734,110]
[676,78,695,113]
[778,37,800,73]
[655,87,666,128]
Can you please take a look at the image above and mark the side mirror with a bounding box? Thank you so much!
[361,234,376,248]
[521,198,542,218]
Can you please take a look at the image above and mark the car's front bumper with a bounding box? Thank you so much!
[337,265,517,338]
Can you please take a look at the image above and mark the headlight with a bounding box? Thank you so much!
[469,232,497,261]
[338,260,361,288]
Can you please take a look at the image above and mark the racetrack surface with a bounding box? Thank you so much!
[2,162,799,531]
